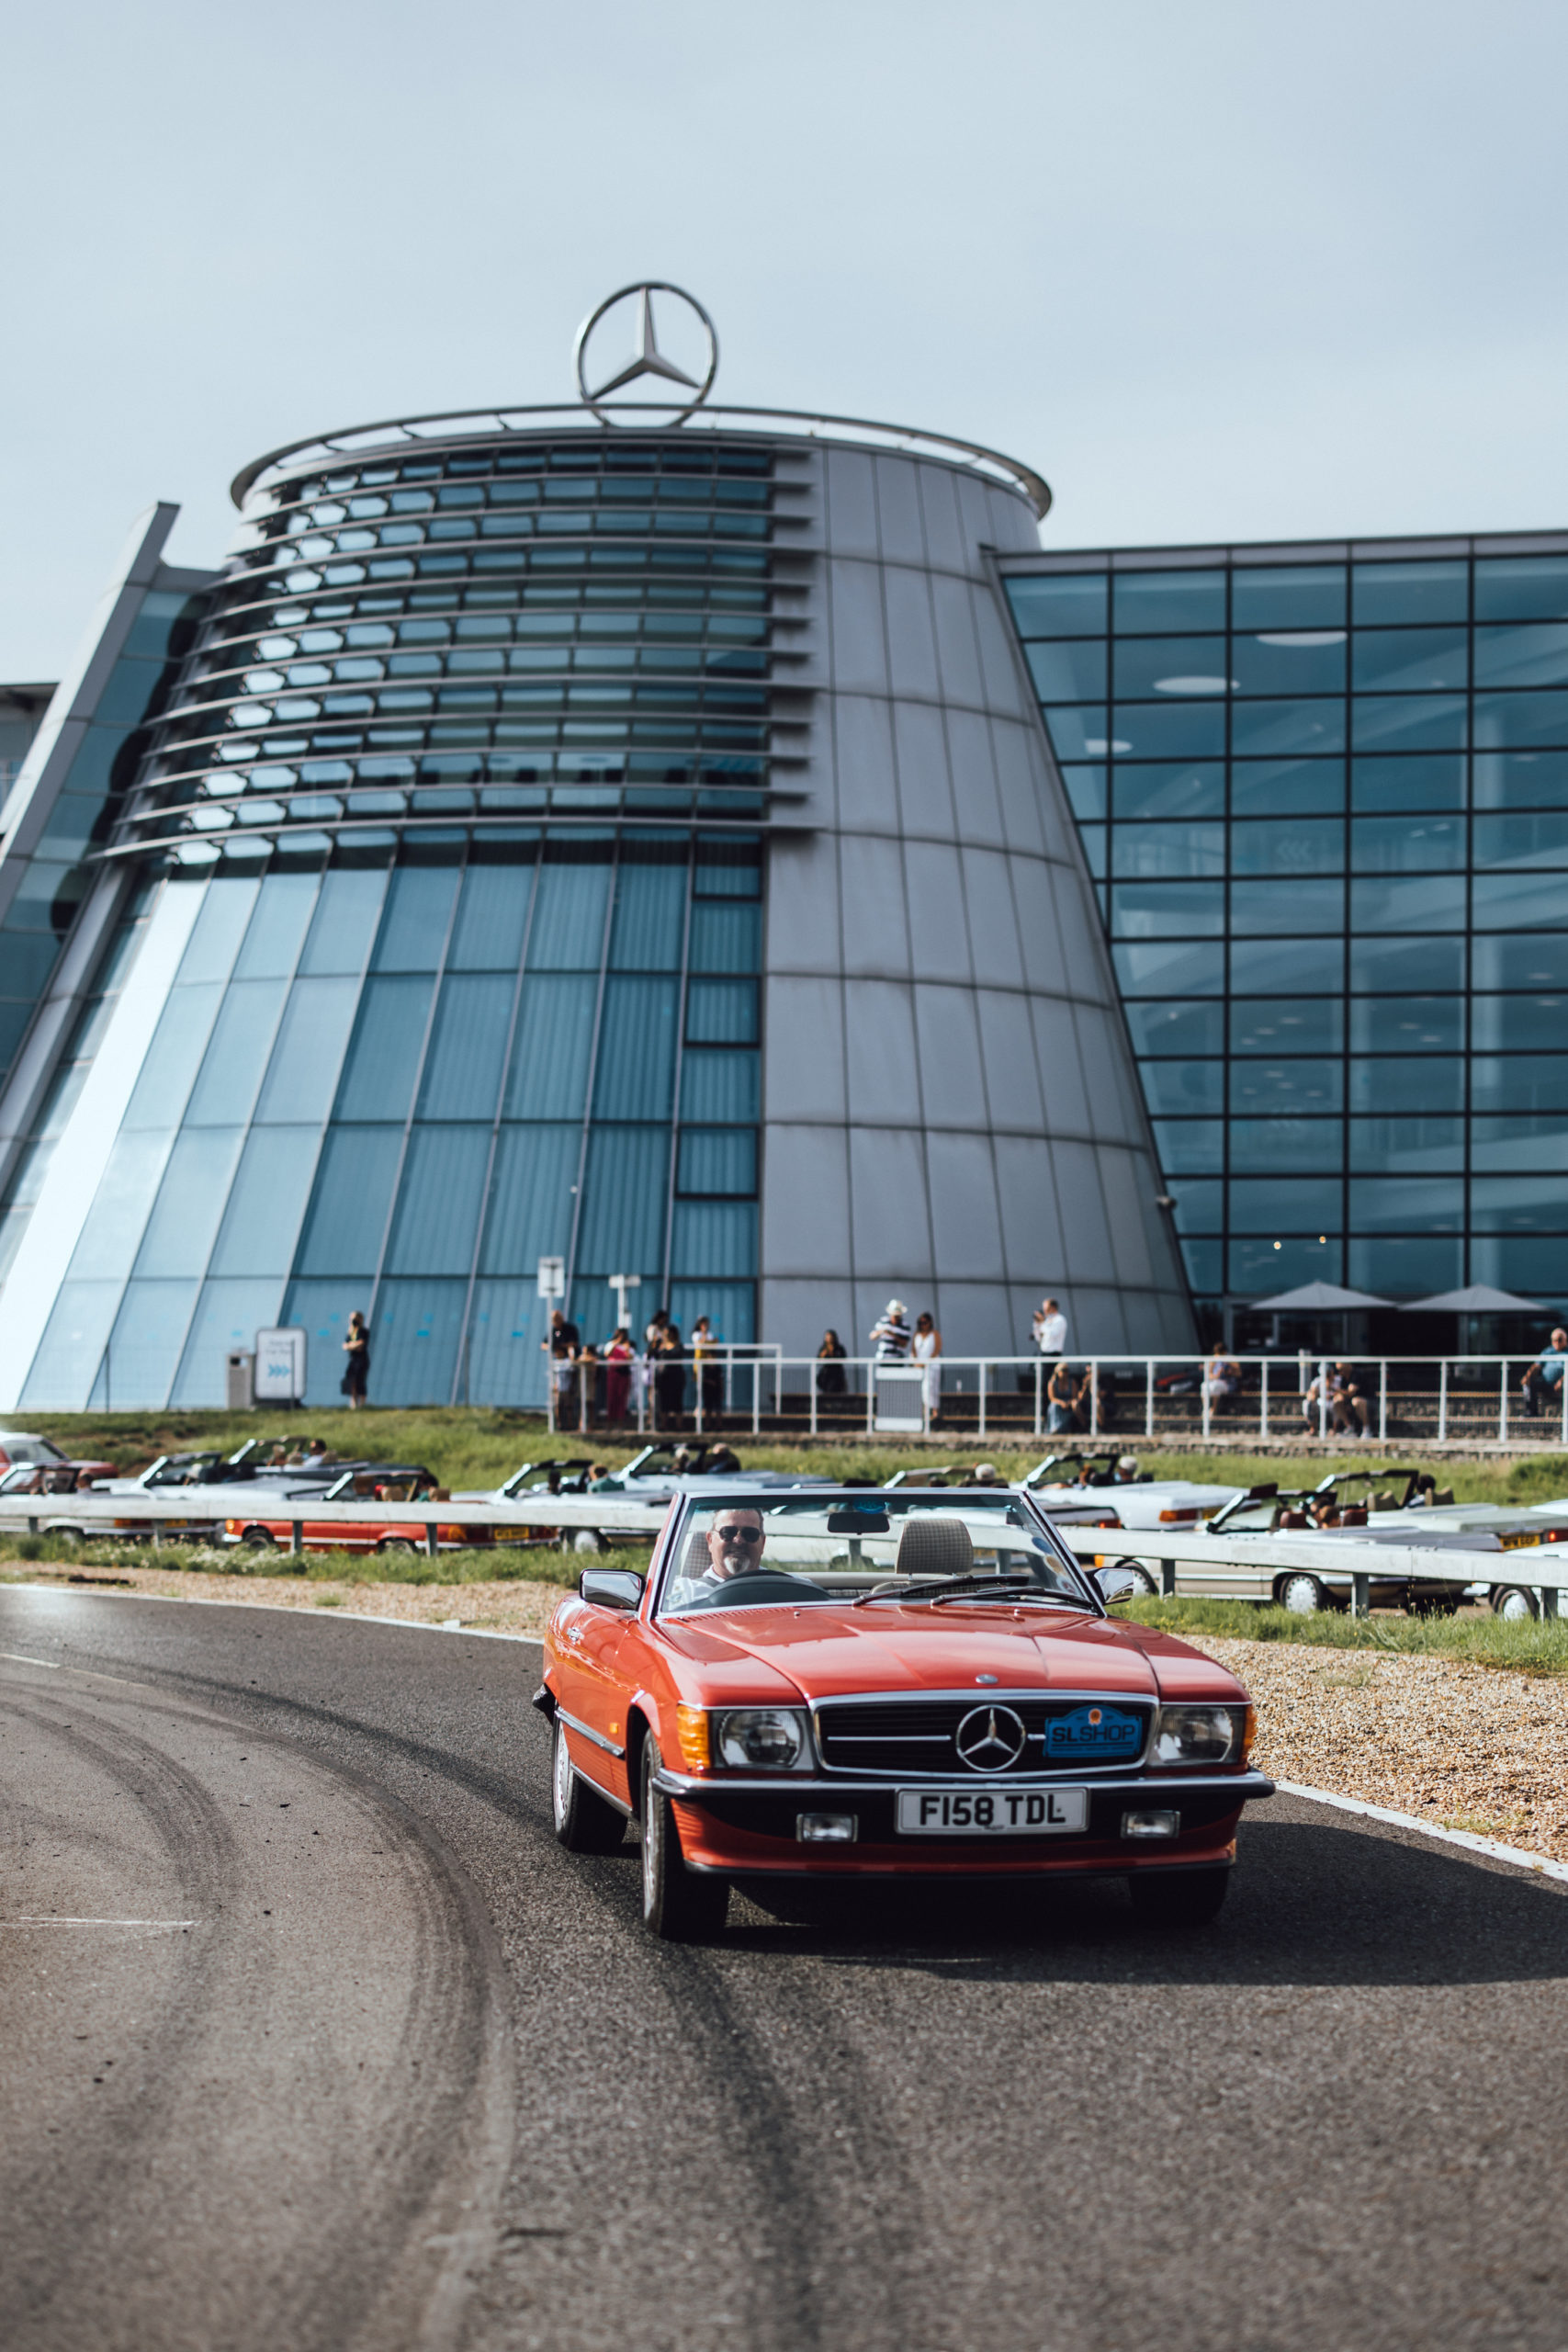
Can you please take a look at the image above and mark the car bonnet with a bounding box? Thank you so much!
[656,1604,1164,1702]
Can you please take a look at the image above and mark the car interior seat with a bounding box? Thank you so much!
[894,1514,975,1579]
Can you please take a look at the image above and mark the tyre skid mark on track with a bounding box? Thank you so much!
[0,1661,517,2352]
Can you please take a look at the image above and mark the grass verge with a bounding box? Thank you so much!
[1121,1592,1568,1673]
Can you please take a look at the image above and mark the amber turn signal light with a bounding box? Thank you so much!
[675,1703,711,1772]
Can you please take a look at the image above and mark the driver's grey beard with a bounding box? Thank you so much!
[716,1547,752,1574]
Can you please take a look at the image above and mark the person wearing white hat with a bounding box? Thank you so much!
[870,1300,913,1363]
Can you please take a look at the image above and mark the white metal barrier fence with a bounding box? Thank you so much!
[553,1351,1568,1444]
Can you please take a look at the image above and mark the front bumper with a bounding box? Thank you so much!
[653,1766,1275,1878]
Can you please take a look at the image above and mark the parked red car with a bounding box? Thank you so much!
[221,1464,492,1555]
[537,1485,1272,1940]
[0,1431,117,1486]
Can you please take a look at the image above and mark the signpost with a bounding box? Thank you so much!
[536,1256,565,1300]
[254,1327,307,1407]
[608,1272,641,1329]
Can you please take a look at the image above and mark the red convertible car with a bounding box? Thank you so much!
[536,1485,1272,1940]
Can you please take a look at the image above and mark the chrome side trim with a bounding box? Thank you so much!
[558,1705,626,1760]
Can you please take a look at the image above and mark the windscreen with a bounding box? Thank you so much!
[657,1492,1088,1616]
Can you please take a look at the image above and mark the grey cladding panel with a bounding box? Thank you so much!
[874,455,927,565]
[837,834,910,978]
[1032,997,1090,1135]
[925,1129,1003,1281]
[976,990,1044,1131]
[930,573,985,708]
[975,591,1028,720]
[901,841,973,984]
[991,720,1046,855]
[1049,1139,1117,1285]
[833,695,899,832]
[1097,1147,1156,1290]
[993,1134,1066,1282]
[849,1127,932,1281]
[917,463,966,573]
[884,566,941,700]
[761,1125,851,1276]
[944,708,1005,846]
[828,559,888,695]
[842,979,919,1118]
[912,985,987,1129]
[763,976,845,1123]
[1010,859,1069,996]
[764,833,841,974]
[892,701,956,838]
[961,849,1025,989]
[825,447,880,559]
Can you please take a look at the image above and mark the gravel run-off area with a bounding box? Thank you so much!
[13,1567,1568,1866]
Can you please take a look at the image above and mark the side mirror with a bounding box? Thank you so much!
[1093,1564,1143,1607]
[579,1567,644,1611]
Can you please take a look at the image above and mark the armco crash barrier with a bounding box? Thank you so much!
[1055,1524,1568,1618]
[0,1492,671,1557]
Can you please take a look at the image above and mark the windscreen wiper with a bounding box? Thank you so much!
[852,1571,1053,1609]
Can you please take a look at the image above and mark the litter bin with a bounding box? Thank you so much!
[226,1351,255,1409]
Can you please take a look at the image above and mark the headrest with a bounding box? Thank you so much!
[683,1528,712,1577]
[895,1515,974,1579]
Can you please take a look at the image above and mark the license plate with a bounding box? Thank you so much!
[896,1787,1089,1836]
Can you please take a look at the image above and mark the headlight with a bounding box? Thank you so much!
[1152,1704,1245,1766]
[714,1707,811,1771]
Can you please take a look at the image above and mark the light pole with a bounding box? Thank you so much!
[608,1272,641,1331]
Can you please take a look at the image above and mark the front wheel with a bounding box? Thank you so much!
[1129,1869,1229,1928]
[378,1537,417,1555]
[242,1528,276,1551]
[551,1717,626,1852]
[1119,1560,1160,1596]
[1491,1585,1539,1622]
[1277,1572,1327,1615]
[640,1736,728,1941]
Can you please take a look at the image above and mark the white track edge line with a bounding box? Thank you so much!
[1275,1778,1568,1883]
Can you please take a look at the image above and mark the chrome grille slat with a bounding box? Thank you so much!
[814,1693,1152,1777]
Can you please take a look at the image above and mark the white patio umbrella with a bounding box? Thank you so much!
[1247,1279,1393,1359]
[1399,1282,1549,1355]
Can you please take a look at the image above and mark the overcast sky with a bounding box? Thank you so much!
[4,0,1565,679]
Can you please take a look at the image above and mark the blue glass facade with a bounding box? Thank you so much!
[1000,542,1568,1322]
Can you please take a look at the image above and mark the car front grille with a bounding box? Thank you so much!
[814,1696,1153,1777]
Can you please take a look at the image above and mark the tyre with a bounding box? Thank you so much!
[1492,1585,1539,1622]
[572,1528,605,1555]
[550,1716,626,1852]
[378,1537,417,1555]
[242,1528,276,1551]
[1129,1869,1229,1928]
[1120,1560,1160,1596]
[1278,1572,1326,1615]
[639,1735,728,1941]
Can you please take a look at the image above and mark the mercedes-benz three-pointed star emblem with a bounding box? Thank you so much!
[574,283,719,426]
[953,1703,1028,1772]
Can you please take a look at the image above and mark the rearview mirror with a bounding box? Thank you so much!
[1093,1564,1142,1606]
[827,1509,889,1533]
[579,1566,644,1611]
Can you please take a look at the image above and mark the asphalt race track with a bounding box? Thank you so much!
[1,1586,1564,2352]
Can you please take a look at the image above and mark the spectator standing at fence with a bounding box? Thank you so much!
[1204,1343,1241,1411]
[1522,1327,1568,1418]
[341,1309,370,1410]
[1077,1361,1117,1432]
[817,1329,848,1396]
[871,1299,913,1361]
[655,1322,686,1430]
[692,1315,724,1429]
[603,1328,633,1425]
[911,1311,942,1424]
[1046,1358,1077,1433]
[545,1306,580,1426]
[1032,1296,1067,1356]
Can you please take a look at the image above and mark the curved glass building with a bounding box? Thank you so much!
[0,389,1193,1408]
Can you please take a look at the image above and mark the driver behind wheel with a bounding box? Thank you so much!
[667,1506,766,1605]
